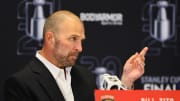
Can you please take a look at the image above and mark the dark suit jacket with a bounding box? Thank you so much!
[4,57,97,101]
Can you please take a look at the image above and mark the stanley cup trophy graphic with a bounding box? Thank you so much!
[149,0,175,42]
[153,1,170,42]
[29,0,46,41]
[17,0,60,55]
[141,0,179,56]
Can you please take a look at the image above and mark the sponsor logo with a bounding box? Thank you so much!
[80,12,123,26]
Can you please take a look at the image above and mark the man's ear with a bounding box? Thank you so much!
[45,31,55,44]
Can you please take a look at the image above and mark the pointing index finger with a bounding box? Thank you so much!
[139,47,148,57]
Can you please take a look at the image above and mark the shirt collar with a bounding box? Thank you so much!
[35,51,72,79]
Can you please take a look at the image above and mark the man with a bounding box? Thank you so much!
[4,10,148,101]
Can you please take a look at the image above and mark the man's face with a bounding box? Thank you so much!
[52,20,85,67]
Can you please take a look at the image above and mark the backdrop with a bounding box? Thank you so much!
[0,0,180,100]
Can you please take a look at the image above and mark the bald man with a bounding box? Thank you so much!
[4,10,148,101]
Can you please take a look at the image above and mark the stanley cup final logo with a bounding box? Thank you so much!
[149,0,175,42]
[28,0,46,41]
[141,0,180,56]
[17,0,61,55]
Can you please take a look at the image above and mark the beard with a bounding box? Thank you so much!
[53,40,80,67]
[53,50,79,67]
[60,52,79,66]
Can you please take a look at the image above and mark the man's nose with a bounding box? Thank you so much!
[75,41,83,52]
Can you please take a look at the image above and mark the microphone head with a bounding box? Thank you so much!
[99,73,122,90]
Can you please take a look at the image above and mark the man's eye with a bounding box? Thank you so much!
[70,37,77,41]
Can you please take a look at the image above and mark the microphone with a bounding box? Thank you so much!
[99,73,128,90]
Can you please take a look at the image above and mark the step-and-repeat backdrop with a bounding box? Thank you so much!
[0,0,180,100]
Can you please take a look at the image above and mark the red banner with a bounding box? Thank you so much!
[95,90,180,101]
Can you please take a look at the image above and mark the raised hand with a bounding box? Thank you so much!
[121,47,148,89]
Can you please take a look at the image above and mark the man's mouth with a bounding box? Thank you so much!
[70,53,79,60]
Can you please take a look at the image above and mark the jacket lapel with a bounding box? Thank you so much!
[71,65,96,101]
[30,58,65,101]
[71,66,89,101]
[71,66,82,101]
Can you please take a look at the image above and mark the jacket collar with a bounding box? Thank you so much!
[30,57,65,101]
